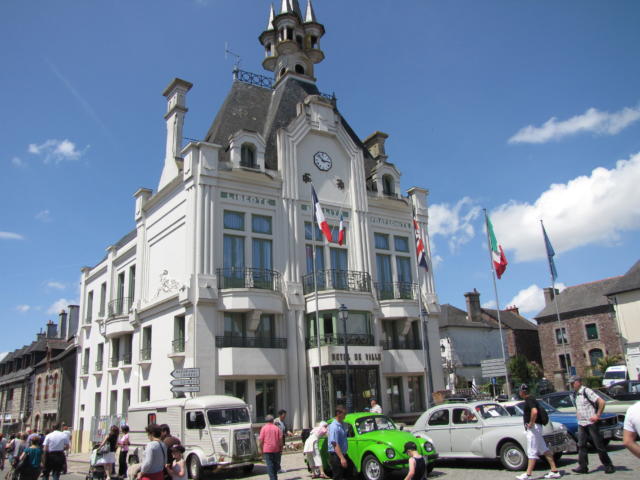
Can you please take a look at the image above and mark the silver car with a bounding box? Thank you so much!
[412,401,570,471]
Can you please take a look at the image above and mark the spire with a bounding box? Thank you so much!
[266,3,275,31]
[280,0,290,14]
[290,0,303,18]
[305,0,316,23]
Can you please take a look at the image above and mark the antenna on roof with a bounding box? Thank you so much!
[224,42,242,72]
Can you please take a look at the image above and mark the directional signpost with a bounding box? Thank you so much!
[481,358,507,378]
[171,368,200,394]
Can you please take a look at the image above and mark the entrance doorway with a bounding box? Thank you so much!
[313,366,380,420]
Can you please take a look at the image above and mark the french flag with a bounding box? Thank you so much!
[338,214,345,246]
[312,185,333,243]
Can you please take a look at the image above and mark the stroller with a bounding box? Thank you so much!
[87,444,108,480]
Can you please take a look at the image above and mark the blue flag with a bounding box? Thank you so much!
[541,221,558,282]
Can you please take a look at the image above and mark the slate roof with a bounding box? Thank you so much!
[438,304,497,329]
[605,260,640,295]
[483,309,538,331]
[535,276,621,320]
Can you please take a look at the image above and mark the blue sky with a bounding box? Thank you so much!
[2,0,640,353]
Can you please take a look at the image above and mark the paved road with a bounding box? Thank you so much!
[62,444,639,480]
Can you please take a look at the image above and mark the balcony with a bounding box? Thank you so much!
[80,365,89,376]
[108,297,134,317]
[121,353,132,370]
[302,270,372,295]
[217,337,287,376]
[95,360,103,372]
[172,338,185,353]
[380,338,422,350]
[217,268,280,291]
[375,282,417,301]
[109,357,119,370]
[139,347,152,365]
[215,336,287,349]
[306,333,375,349]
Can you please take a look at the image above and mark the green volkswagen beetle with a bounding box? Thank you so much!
[318,413,438,480]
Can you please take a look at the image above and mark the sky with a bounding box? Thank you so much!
[1,0,639,353]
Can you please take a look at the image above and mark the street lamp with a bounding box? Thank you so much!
[338,304,352,412]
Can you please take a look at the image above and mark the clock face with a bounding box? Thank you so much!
[313,151,332,171]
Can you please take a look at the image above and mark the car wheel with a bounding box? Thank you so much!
[499,442,527,471]
[362,454,386,480]
[187,455,202,480]
[242,464,254,474]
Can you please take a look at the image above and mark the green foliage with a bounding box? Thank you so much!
[583,376,602,389]
[508,356,544,392]
[592,355,624,377]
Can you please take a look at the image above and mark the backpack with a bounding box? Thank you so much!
[536,401,549,426]
[577,387,602,412]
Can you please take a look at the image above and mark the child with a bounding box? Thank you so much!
[167,445,187,480]
[403,442,426,480]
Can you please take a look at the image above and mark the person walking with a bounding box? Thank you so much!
[0,433,7,471]
[402,442,426,480]
[136,424,167,480]
[95,425,119,480]
[303,421,329,479]
[16,437,43,480]
[622,400,640,458]
[42,424,70,480]
[569,375,615,474]
[118,425,131,477]
[159,425,181,467]
[258,415,283,480]
[515,384,561,480]
[327,406,349,480]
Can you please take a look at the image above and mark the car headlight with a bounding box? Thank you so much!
[385,448,395,459]
[423,441,434,453]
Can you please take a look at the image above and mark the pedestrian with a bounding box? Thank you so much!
[62,425,72,475]
[136,424,167,480]
[369,398,382,414]
[0,433,7,471]
[327,406,349,480]
[515,384,561,480]
[159,425,181,466]
[118,425,131,477]
[402,442,426,480]
[274,409,292,473]
[166,445,187,480]
[16,436,43,480]
[258,414,283,480]
[569,375,615,474]
[303,421,329,479]
[7,433,23,469]
[95,425,119,480]
[42,423,70,480]
[622,400,640,458]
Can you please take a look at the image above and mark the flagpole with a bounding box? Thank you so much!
[311,184,324,422]
[541,220,570,378]
[483,209,512,397]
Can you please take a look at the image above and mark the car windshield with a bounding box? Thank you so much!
[604,371,626,379]
[207,407,250,425]
[355,415,397,434]
[474,403,510,419]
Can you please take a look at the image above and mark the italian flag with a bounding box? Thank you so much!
[487,215,508,279]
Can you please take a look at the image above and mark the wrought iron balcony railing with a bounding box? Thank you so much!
[215,335,287,349]
[306,334,375,349]
[302,270,372,295]
[95,360,103,372]
[108,297,133,317]
[380,338,422,350]
[172,338,185,353]
[81,365,89,375]
[217,267,280,291]
[140,347,152,361]
[375,282,417,301]
[110,357,119,368]
[121,353,132,365]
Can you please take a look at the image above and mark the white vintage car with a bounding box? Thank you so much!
[411,401,570,471]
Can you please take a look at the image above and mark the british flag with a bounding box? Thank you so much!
[413,209,429,272]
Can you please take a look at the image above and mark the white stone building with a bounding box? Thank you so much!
[73,0,443,451]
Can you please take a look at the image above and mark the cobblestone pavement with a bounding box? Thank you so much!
[62,444,639,480]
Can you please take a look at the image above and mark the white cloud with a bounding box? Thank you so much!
[431,255,443,269]
[27,139,87,164]
[35,209,53,222]
[16,305,31,313]
[11,156,25,167]
[507,283,567,316]
[47,298,76,315]
[509,104,640,144]
[429,197,482,252]
[482,300,497,309]
[46,281,66,290]
[0,231,24,240]
[492,151,640,262]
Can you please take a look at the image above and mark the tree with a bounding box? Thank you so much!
[593,354,624,377]
[508,355,531,386]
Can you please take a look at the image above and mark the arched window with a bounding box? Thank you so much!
[589,349,604,375]
[382,175,395,196]
[310,35,318,49]
[34,415,40,431]
[52,373,58,399]
[265,43,272,57]
[296,35,303,48]
[36,378,42,400]
[295,64,305,75]
[240,143,256,168]
[44,376,49,400]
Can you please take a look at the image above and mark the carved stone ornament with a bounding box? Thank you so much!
[154,269,185,298]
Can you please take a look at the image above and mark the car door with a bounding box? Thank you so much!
[450,408,482,455]
[423,408,451,453]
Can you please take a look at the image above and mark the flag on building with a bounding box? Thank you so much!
[486,213,508,279]
[541,221,558,282]
[311,185,333,243]
[412,209,429,272]
[337,214,345,246]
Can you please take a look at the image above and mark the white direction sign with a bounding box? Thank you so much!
[481,358,507,377]
[171,368,200,379]
[171,385,200,393]
[170,378,200,386]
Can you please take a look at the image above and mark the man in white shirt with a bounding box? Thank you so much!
[43,423,71,480]
[623,401,640,459]
[369,398,382,414]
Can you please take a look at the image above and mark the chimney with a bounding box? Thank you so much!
[158,78,193,191]
[46,320,58,339]
[465,288,482,322]
[67,305,80,340]
[543,287,558,306]
[58,309,68,339]
[506,305,520,315]
[363,131,389,162]
[36,329,45,341]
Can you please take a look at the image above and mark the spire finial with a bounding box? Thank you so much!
[267,3,275,30]
[305,0,317,23]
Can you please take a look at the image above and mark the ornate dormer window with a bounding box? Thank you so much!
[229,131,266,171]
[382,175,395,196]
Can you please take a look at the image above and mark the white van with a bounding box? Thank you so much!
[602,365,628,387]
[127,395,259,479]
